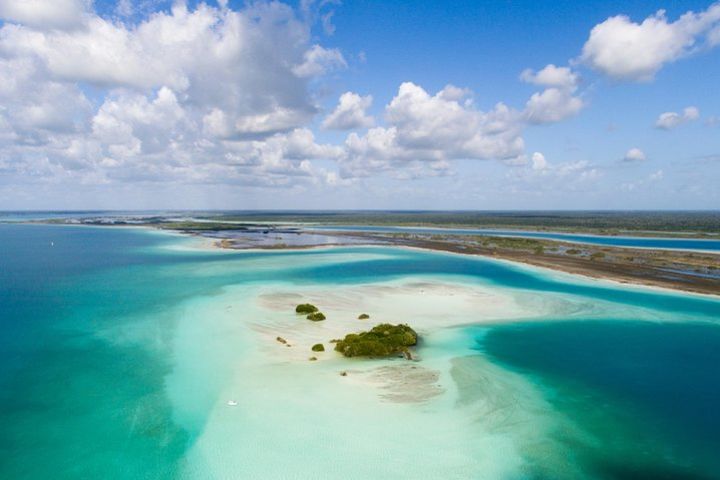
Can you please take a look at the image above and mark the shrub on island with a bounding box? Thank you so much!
[358,313,370,320]
[334,324,418,358]
[296,303,319,314]
[307,312,326,321]
[311,343,325,352]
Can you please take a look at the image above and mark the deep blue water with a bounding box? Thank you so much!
[314,225,720,252]
[474,320,720,479]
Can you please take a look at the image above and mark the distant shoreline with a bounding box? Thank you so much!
[207,230,720,297]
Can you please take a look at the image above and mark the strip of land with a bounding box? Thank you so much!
[320,231,720,296]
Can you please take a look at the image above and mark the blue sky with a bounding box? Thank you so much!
[0,0,718,209]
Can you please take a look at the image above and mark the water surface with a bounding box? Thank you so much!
[313,225,720,252]
[1,224,719,479]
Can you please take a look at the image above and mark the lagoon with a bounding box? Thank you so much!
[1,224,719,479]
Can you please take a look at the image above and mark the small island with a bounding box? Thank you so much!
[295,303,319,314]
[311,343,325,352]
[334,324,418,358]
[358,313,370,319]
[295,303,327,321]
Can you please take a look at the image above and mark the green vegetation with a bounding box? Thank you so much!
[566,248,581,255]
[156,221,247,231]
[334,324,418,358]
[358,313,370,319]
[311,343,325,352]
[295,303,318,314]
[203,211,720,235]
[481,236,545,251]
[590,252,606,260]
[307,312,326,321]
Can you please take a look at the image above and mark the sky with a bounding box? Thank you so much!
[0,0,719,210]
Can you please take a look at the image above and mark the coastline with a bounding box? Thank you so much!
[201,229,720,298]
[10,220,720,297]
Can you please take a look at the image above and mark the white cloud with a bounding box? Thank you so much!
[521,64,583,124]
[623,147,646,162]
[322,92,374,130]
[339,82,525,178]
[655,106,700,129]
[385,83,523,159]
[0,1,352,189]
[0,0,90,30]
[292,44,347,77]
[520,64,578,89]
[524,88,583,124]
[531,152,548,170]
[581,4,720,81]
[0,2,323,135]
[711,24,720,45]
[91,87,189,159]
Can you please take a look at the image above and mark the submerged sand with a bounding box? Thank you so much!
[159,274,615,479]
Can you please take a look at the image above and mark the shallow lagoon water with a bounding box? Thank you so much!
[1,224,719,479]
[313,225,720,252]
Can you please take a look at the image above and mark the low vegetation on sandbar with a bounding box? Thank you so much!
[311,343,325,352]
[295,303,326,321]
[334,324,418,358]
[296,303,319,314]
[358,313,370,319]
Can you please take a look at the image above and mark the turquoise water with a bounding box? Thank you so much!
[1,224,719,479]
[314,225,720,252]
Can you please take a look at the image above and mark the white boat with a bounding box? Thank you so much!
[227,400,238,406]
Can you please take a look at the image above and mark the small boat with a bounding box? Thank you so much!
[227,400,238,406]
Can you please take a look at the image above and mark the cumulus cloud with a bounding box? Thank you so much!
[339,82,525,178]
[655,106,700,129]
[0,1,349,188]
[531,152,548,170]
[623,147,646,162]
[581,4,720,81]
[0,0,90,30]
[520,64,578,89]
[521,64,583,124]
[0,3,324,131]
[524,88,584,124]
[292,44,347,77]
[322,92,374,130]
[0,0,625,196]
